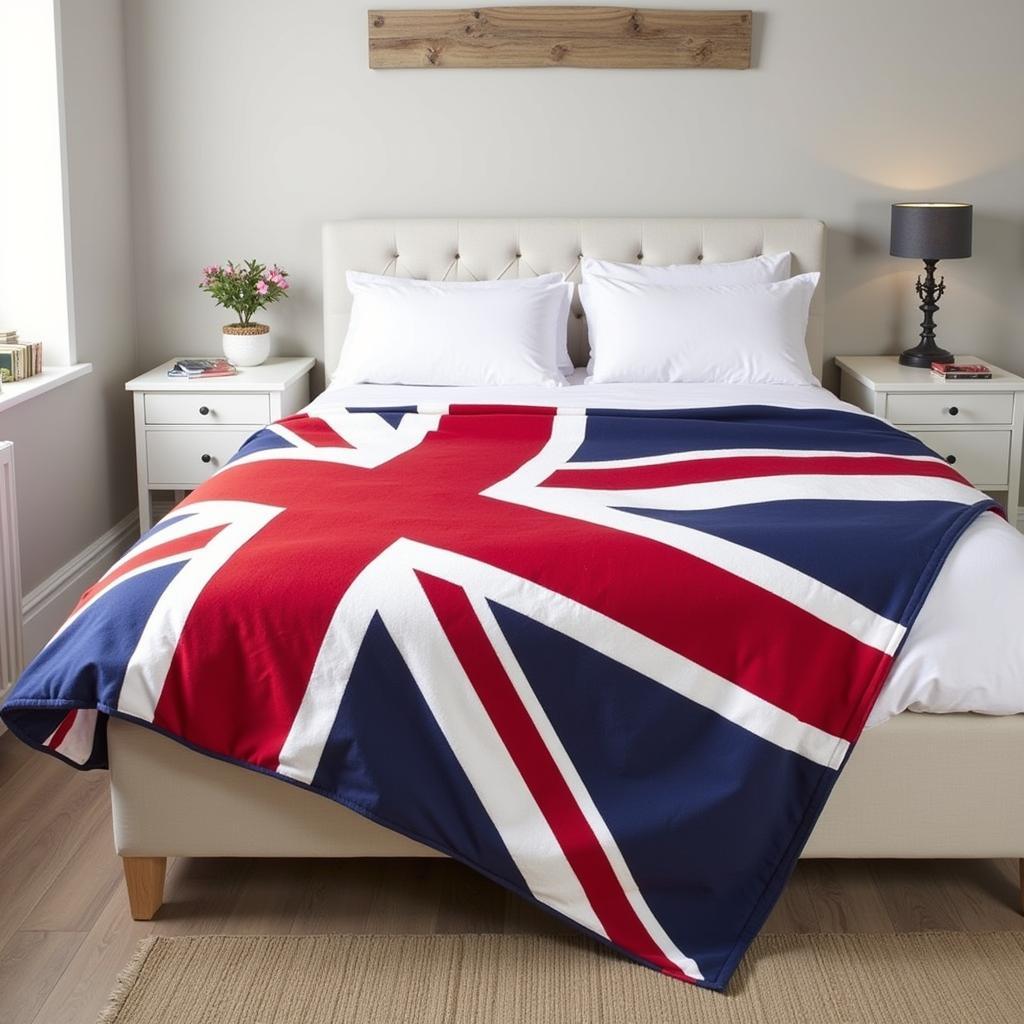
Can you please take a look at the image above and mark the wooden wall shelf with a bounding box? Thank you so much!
[368,7,752,69]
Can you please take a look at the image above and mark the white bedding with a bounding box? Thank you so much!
[307,373,1024,728]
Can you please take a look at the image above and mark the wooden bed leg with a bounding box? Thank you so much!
[1019,859,1023,916]
[122,856,166,920]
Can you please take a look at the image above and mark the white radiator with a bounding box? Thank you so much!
[0,442,24,696]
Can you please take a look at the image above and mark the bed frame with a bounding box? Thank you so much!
[109,218,1024,920]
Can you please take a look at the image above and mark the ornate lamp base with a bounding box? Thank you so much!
[899,258,956,369]
[899,342,955,368]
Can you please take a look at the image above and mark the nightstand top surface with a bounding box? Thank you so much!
[835,355,1024,392]
[126,356,315,393]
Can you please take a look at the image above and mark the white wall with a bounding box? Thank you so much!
[123,0,1024,396]
[0,0,138,593]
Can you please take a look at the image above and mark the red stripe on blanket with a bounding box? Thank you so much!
[542,454,967,491]
[46,709,77,751]
[282,415,353,448]
[74,526,226,613]
[417,571,697,983]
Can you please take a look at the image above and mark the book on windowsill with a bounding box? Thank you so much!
[0,341,42,382]
[931,361,992,380]
[167,358,238,379]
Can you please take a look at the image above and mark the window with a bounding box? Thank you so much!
[0,0,76,370]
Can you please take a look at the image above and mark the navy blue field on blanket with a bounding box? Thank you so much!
[572,406,933,462]
[621,499,971,624]
[311,612,529,891]
[345,406,417,428]
[231,429,294,460]
[489,600,831,987]
[1,562,185,767]
[128,511,195,542]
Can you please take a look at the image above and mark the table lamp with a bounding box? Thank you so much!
[890,202,973,367]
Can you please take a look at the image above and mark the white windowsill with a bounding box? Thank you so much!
[0,363,92,414]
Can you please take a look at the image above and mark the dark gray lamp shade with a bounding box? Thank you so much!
[890,203,972,260]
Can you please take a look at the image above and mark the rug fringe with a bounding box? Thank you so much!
[96,936,158,1024]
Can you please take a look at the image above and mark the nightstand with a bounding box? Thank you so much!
[126,357,316,531]
[835,355,1024,525]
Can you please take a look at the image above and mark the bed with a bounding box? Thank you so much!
[8,218,1024,990]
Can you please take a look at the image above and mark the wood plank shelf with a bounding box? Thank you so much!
[368,7,752,69]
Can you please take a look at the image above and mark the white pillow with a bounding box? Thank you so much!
[581,273,820,386]
[581,251,792,286]
[335,272,572,387]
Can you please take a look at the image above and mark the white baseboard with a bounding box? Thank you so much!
[20,510,139,664]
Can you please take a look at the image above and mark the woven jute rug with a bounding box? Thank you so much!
[98,931,1024,1024]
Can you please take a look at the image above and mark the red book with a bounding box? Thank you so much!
[931,361,990,373]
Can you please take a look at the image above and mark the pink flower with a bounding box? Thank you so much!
[278,279,289,290]
[256,279,269,295]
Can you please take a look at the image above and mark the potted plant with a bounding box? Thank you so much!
[199,260,290,366]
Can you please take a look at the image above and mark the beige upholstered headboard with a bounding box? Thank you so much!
[323,218,826,378]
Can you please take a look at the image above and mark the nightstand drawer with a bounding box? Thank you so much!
[910,429,1011,487]
[144,392,270,426]
[887,392,1013,426]
[146,430,252,486]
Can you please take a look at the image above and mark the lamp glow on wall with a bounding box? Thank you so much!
[890,202,973,367]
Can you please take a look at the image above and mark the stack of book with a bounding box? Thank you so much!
[167,358,238,379]
[931,361,993,381]
[0,332,43,383]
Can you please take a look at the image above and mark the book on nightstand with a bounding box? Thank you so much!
[167,358,238,379]
[931,361,992,381]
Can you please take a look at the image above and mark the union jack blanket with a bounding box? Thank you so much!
[1,402,996,989]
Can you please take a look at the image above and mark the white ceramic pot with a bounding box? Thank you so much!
[222,325,271,367]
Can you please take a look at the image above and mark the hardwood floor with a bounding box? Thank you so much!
[1,729,1022,1024]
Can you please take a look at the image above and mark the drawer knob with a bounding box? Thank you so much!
[947,406,959,416]
[945,454,957,465]
[199,405,210,416]
[201,453,212,464]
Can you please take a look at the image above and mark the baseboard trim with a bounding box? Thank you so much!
[20,509,139,665]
